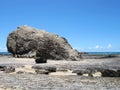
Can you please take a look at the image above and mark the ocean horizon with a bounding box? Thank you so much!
[0,52,120,55]
[0,52,12,55]
[87,52,120,55]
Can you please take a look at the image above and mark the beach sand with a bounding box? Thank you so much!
[0,56,120,90]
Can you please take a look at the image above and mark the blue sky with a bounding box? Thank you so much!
[0,0,120,52]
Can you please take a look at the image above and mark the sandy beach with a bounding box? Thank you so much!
[1,0,120,89]
[0,56,120,90]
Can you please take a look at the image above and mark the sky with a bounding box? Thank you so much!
[0,0,120,52]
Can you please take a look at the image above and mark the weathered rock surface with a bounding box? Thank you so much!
[0,66,15,73]
[101,69,120,77]
[7,25,81,60]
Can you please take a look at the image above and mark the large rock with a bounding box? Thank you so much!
[7,25,81,60]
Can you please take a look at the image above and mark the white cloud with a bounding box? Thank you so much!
[73,47,84,51]
[107,44,112,49]
[0,47,7,52]
[88,45,104,50]
[87,44,112,50]
[95,45,103,49]
[73,44,113,52]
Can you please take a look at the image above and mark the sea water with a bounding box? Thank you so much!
[87,52,120,55]
[0,52,11,55]
[0,52,120,55]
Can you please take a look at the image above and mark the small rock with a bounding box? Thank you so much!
[35,69,49,74]
[0,66,15,73]
[4,66,15,73]
[35,57,47,63]
[101,69,120,77]
[0,66,6,71]
[17,71,25,74]
[45,67,56,72]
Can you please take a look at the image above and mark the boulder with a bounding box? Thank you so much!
[35,57,47,63]
[7,25,81,61]
[101,69,120,77]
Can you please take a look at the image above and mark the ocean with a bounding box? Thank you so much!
[0,52,120,55]
[87,52,120,55]
[0,52,11,55]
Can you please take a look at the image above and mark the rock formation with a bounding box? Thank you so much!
[7,25,81,61]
